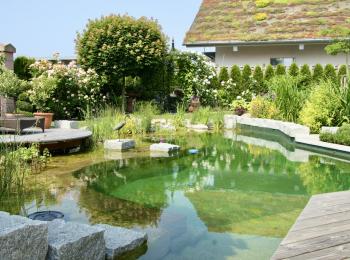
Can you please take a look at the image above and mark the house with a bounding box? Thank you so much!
[184,0,350,67]
[0,43,16,70]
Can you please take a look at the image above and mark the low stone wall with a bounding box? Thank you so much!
[0,212,147,260]
[224,115,310,138]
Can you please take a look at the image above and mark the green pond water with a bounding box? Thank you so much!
[2,130,350,259]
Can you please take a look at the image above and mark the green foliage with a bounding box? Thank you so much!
[230,98,249,115]
[313,64,324,82]
[288,63,299,77]
[275,64,286,76]
[320,124,350,146]
[0,144,50,198]
[16,100,33,112]
[253,66,265,93]
[338,65,348,81]
[76,14,167,96]
[218,67,229,82]
[0,68,28,98]
[230,65,242,96]
[324,64,337,84]
[255,0,271,8]
[249,96,279,119]
[325,31,350,71]
[300,64,312,86]
[254,13,267,21]
[264,65,275,82]
[14,56,35,80]
[269,75,305,122]
[299,81,342,133]
[241,65,252,90]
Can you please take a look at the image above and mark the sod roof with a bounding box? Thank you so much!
[184,0,350,46]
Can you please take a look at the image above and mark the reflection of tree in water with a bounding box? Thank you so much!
[78,187,161,228]
[299,156,350,195]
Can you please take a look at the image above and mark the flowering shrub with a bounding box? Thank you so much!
[171,51,219,106]
[29,60,106,119]
[249,96,279,119]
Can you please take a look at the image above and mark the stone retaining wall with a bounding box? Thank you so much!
[0,212,147,260]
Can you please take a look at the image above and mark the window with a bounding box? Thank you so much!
[270,57,295,66]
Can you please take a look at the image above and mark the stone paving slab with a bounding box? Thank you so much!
[104,139,135,151]
[47,219,105,260]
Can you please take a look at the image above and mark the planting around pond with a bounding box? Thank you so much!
[1,1,350,259]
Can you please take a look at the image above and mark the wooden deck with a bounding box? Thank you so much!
[272,191,350,259]
[0,128,92,151]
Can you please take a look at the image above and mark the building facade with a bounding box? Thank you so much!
[184,0,350,67]
[0,43,16,70]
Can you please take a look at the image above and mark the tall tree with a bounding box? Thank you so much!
[76,15,167,111]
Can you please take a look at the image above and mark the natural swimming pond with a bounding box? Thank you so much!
[3,131,350,259]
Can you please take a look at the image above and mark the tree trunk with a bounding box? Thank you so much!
[122,76,126,114]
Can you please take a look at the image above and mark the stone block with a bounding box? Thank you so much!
[95,224,147,260]
[47,219,105,260]
[188,124,209,131]
[54,120,79,129]
[104,139,135,151]
[150,143,180,153]
[0,214,48,260]
[321,127,339,135]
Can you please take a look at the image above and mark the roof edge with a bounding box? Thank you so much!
[184,38,335,47]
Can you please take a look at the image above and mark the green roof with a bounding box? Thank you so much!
[184,0,350,46]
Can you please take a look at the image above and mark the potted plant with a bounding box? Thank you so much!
[28,76,56,129]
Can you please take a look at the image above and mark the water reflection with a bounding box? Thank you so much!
[2,131,350,259]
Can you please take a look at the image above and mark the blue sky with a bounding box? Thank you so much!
[0,0,202,58]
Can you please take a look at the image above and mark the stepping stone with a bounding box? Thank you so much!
[0,214,48,260]
[95,224,147,260]
[150,143,180,153]
[104,139,135,151]
[47,219,105,260]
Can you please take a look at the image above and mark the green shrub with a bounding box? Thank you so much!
[14,56,35,80]
[338,65,348,82]
[324,64,337,84]
[320,124,350,146]
[16,100,33,112]
[249,96,279,119]
[253,66,265,93]
[269,75,305,122]
[218,67,229,83]
[242,65,252,90]
[264,64,275,81]
[300,64,312,87]
[288,63,299,77]
[313,64,324,82]
[299,81,342,133]
[0,69,28,98]
[230,65,242,96]
[275,64,286,76]
[230,98,249,116]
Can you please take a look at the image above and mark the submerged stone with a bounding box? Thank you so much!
[150,143,180,153]
[104,139,135,151]
[47,219,105,260]
[0,214,48,260]
[95,224,147,260]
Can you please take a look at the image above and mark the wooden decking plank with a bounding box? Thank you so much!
[292,210,350,231]
[272,191,350,260]
[273,230,350,259]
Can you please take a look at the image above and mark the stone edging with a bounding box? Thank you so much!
[224,115,350,158]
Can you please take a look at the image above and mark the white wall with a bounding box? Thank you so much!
[215,43,347,67]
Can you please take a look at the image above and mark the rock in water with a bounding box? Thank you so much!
[95,224,147,260]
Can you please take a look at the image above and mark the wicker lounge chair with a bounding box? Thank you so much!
[0,96,45,134]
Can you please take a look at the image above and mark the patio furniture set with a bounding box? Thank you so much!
[0,96,45,134]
